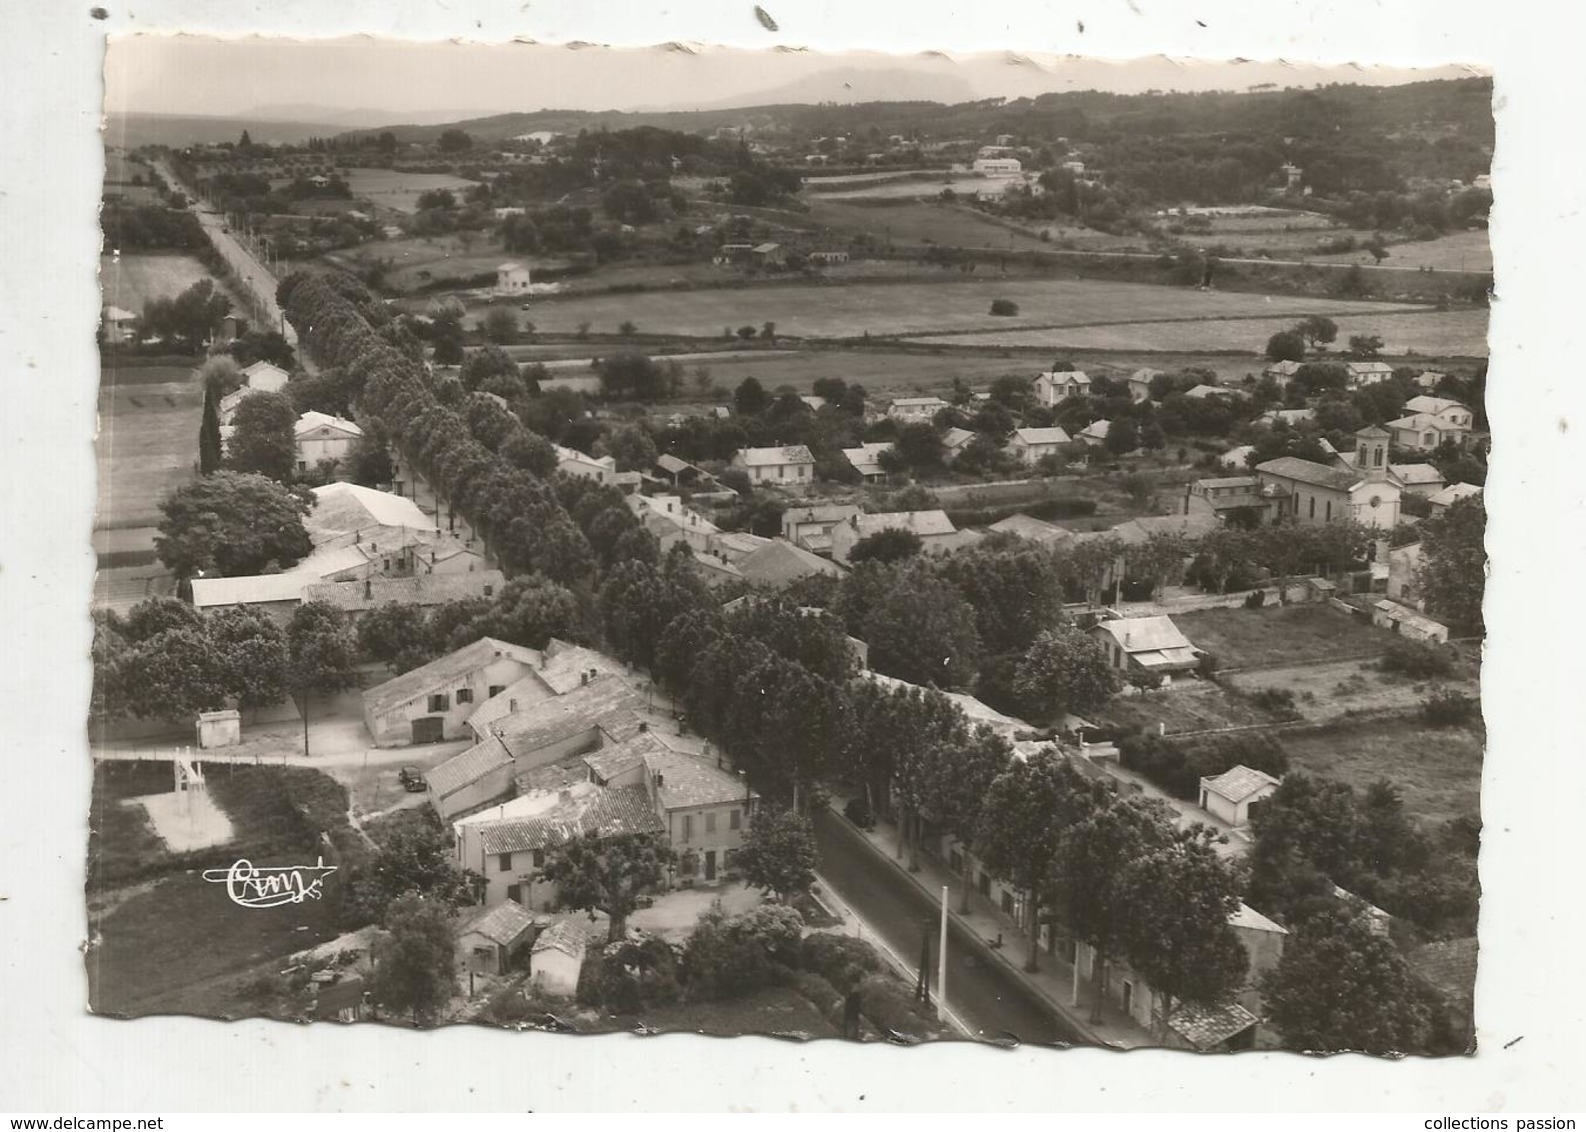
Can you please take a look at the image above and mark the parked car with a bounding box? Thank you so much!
[398,767,426,793]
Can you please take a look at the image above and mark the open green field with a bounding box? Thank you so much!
[344,230,567,293]
[909,306,1490,358]
[525,277,1431,341]
[1280,717,1484,827]
[100,253,215,314]
[335,168,480,214]
[1098,680,1277,734]
[1176,605,1401,670]
[1312,227,1493,273]
[806,198,1142,253]
[810,171,1026,201]
[95,366,201,532]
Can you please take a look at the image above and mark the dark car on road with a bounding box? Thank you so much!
[398,767,426,793]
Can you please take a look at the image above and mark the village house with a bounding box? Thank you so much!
[1183,383,1240,402]
[1253,408,1315,428]
[1391,463,1447,496]
[972,157,1022,175]
[1387,395,1475,451]
[1372,598,1450,643]
[653,453,719,490]
[829,509,960,565]
[1183,475,1284,525]
[1414,370,1447,390]
[694,537,846,590]
[553,443,617,485]
[1090,616,1201,682]
[806,249,850,266]
[842,442,893,484]
[629,493,721,554]
[102,305,138,344]
[1075,420,1112,447]
[1126,369,1161,403]
[731,444,817,485]
[1263,359,1303,382]
[987,513,1075,548]
[362,637,543,748]
[496,262,531,294]
[1254,426,1402,529]
[1031,369,1091,406]
[294,411,362,472]
[301,570,505,623]
[1345,360,1395,389]
[1006,426,1073,464]
[1199,765,1281,828]
[1220,444,1256,470]
[886,396,950,423]
[242,359,290,393]
[941,427,976,460]
[781,502,863,557]
[1428,481,1482,517]
[456,899,536,977]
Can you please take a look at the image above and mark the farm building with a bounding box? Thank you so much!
[972,158,1022,175]
[457,899,536,977]
[1126,369,1161,403]
[1199,765,1281,828]
[829,509,959,565]
[102,305,138,344]
[842,443,893,484]
[1428,482,1482,516]
[1371,599,1450,643]
[554,443,617,485]
[886,396,950,423]
[302,570,504,622]
[362,636,542,748]
[781,502,862,557]
[1344,361,1394,389]
[1076,420,1111,447]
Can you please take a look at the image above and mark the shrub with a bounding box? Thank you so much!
[1380,638,1455,679]
[1122,730,1290,800]
[786,969,846,1028]
[800,933,884,994]
[681,903,804,1000]
[1422,688,1478,727]
[1196,650,1219,679]
[854,974,943,1040]
[1243,589,1267,609]
[989,298,1020,316]
[1249,687,1300,719]
[843,797,875,830]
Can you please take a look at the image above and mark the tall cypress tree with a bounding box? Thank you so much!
[198,385,222,474]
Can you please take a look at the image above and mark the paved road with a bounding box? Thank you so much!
[148,158,300,353]
[811,808,1083,1048]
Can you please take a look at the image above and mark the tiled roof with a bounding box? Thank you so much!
[1256,456,1359,492]
[1013,426,1073,445]
[851,510,956,539]
[1109,514,1219,545]
[364,637,539,719]
[476,784,663,854]
[738,540,845,587]
[1166,1000,1259,1051]
[515,757,594,796]
[191,571,313,608]
[489,678,648,757]
[843,443,892,475]
[532,918,588,959]
[1391,463,1446,486]
[1093,616,1195,655]
[644,748,751,810]
[1228,902,1289,935]
[460,898,536,946]
[295,411,362,439]
[1264,359,1303,376]
[1078,420,1110,440]
[785,503,861,525]
[308,482,433,540]
[303,570,505,613]
[738,445,815,467]
[583,730,669,783]
[1405,395,1469,416]
[1429,482,1482,507]
[988,513,1073,545]
[427,736,514,801]
[1036,369,1090,384]
[942,426,975,450]
[534,640,630,696]
[1347,361,1394,376]
[1201,764,1281,804]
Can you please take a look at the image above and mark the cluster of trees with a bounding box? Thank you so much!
[101,204,205,252]
[278,271,598,585]
[91,596,357,728]
[1120,731,1290,800]
[1184,519,1372,595]
[1415,494,1486,631]
[138,278,232,353]
[155,471,315,578]
[358,574,583,675]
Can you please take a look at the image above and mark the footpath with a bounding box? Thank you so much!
[824,798,1154,1050]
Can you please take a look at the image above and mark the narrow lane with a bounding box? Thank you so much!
[812,808,1085,1048]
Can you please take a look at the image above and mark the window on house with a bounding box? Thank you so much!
[729,808,741,831]
[1374,447,1385,467]
[1122,980,1134,1014]
[428,693,449,713]
[484,585,494,597]
[705,812,717,835]
[1325,501,1332,521]
[1001,891,1015,915]
[455,687,473,705]
[488,685,505,698]
[532,849,544,868]
[497,853,512,872]
[297,461,307,472]
[1308,496,1316,519]
[682,815,693,842]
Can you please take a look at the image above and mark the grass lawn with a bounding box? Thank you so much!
[100,253,217,313]
[88,762,361,1017]
[94,368,202,531]
[1176,605,1401,671]
[1226,658,1481,723]
[334,168,481,214]
[1279,717,1484,827]
[1098,680,1277,734]
[523,277,1434,342]
[1312,227,1493,273]
[807,198,1069,252]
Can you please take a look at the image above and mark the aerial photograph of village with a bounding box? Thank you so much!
[88,38,1489,1056]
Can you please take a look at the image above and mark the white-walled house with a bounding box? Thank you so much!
[362,637,542,747]
[1199,765,1281,827]
[1031,369,1090,406]
[886,397,950,423]
[294,411,362,472]
[553,444,617,485]
[1006,426,1072,465]
[496,262,531,294]
[732,445,816,485]
[242,360,290,393]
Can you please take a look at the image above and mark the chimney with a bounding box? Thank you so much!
[655,773,665,789]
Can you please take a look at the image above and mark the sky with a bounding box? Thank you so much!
[103,35,1482,122]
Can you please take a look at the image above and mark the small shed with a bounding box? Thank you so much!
[457,898,536,976]
[195,709,241,749]
[530,918,588,998]
[1199,764,1280,827]
[1372,599,1450,644]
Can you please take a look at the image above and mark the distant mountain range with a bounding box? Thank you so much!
[245,103,497,129]
[645,65,979,112]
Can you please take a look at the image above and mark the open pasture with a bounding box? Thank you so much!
[1311,227,1493,273]
[524,277,1434,342]
[1280,717,1484,827]
[906,306,1489,358]
[95,366,202,532]
[100,253,215,313]
[335,167,480,214]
